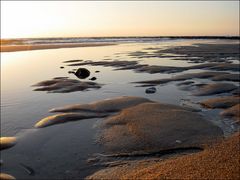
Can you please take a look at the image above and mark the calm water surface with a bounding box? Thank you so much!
[1,39,238,179]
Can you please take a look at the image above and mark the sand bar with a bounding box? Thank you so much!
[0,43,116,52]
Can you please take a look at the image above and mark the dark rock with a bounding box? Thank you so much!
[89,77,97,81]
[75,68,90,79]
[95,71,100,73]
[145,87,156,94]
[60,66,64,69]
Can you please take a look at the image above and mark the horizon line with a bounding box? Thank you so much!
[2,35,240,40]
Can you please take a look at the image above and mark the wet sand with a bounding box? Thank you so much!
[1,39,239,179]
[0,43,115,52]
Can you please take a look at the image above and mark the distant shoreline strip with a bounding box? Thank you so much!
[2,36,240,41]
[0,43,116,52]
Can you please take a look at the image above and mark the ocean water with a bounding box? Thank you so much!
[1,39,239,179]
[3,36,239,46]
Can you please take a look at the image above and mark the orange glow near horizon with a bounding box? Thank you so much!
[1,1,239,39]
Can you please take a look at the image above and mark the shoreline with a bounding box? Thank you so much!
[87,132,240,179]
[1,40,239,179]
[0,43,116,53]
[1,36,239,53]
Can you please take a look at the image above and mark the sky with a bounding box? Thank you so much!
[1,1,239,38]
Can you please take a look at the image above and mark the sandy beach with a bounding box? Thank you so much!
[1,38,239,179]
[87,132,240,179]
[1,1,239,179]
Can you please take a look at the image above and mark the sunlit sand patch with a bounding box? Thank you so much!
[35,112,108,128]
[0,173,16,180]
[34,96,222,158]
[35,96,152,128]
[87,133,239,180]
[193,83,237,96]
[49,96,152,113]
[178,82,239,96]
[98,102,223,154]
[0,137,17,151]
[0,138,17,179]
[32,77,102,93]
[200,96,240,109]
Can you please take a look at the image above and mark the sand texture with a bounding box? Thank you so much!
[0,173,16,180]
[32,77,102,93]
[200,96,240,108]
[98,102,222,154]
[87,133,240,180]
[221,104,240,122]
[0,137,17,151]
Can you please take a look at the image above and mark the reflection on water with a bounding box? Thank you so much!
[1,39,239,179]
[1,39,238,135]
[1,40,197,135]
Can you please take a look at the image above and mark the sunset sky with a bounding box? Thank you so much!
[1,1,239,38]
